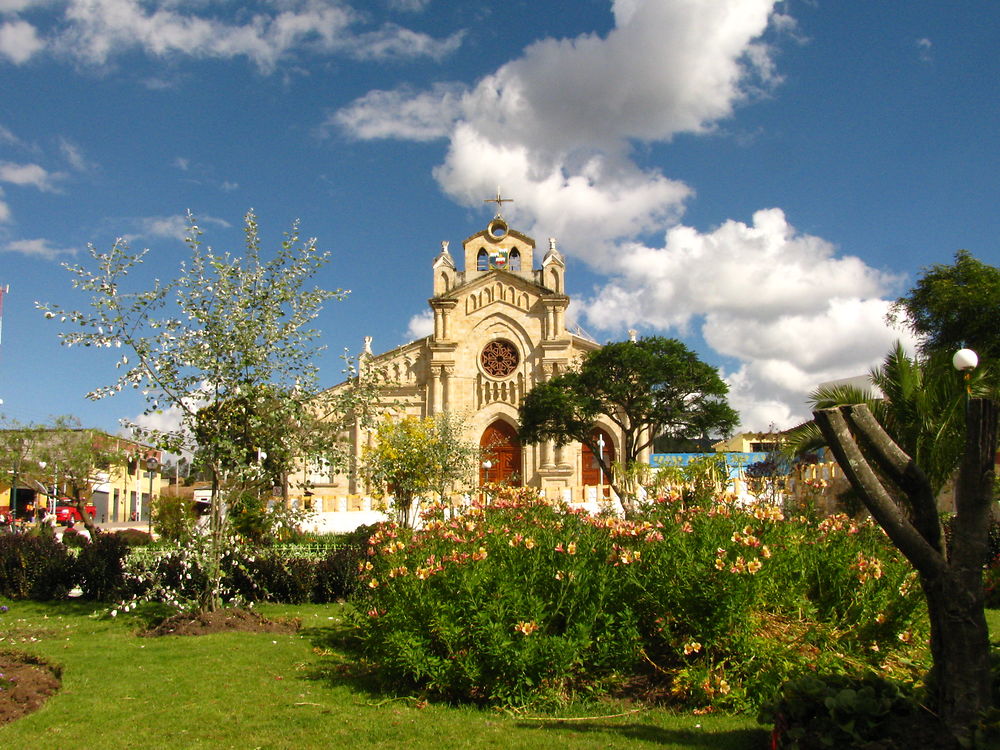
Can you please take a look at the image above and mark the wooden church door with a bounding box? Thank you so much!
[480,420,522,486]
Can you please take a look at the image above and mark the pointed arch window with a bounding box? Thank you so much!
[477,248,489,271]
[508,248,521,271]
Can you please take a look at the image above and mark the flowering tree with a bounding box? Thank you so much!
[38,210,378,610]
[361,413,479,527]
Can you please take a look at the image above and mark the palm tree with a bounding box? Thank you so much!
[785,342,994,495]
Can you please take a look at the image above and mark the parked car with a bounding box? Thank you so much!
[55,501,97,525]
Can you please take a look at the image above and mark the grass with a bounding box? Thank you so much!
[0,599,769,750]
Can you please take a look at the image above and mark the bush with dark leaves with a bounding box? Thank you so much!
[0,533,78,600]
[76,532,134,601]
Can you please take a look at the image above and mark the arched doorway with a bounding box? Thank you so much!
[480,420,522,486]
[582,427,616,496]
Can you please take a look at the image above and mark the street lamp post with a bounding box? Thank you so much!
[145,456,159,536]
[597,434,605,499]
[482,460,492,503]
[37,460,50,521]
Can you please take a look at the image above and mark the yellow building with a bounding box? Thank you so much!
[0,429,164,524]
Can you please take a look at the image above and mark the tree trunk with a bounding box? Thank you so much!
[922,567,992,742]
[75,492,99,536]
[815,399,998,745]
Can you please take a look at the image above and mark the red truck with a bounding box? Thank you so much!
[55,501,97,525]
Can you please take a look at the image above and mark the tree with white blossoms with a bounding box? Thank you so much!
[38,210,381,611]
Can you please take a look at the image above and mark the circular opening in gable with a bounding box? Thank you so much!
[488,219,508,240]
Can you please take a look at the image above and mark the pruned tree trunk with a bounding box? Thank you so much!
[814,399,997,745]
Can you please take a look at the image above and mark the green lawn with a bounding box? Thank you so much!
[0,599,769,750]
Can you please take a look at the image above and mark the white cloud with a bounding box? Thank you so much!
[25,0,462,71]
[0,161,62,191]
[916,37,932,63]
[0,0,39,12]
[387,0,432,11]
[0,20,44,64]
[347,24,462,62]
[576,211,914,430]
[338,0,780,258]
[332,83,466,141]
[58,136,92,171]
[335,0,914,430]
[405,309,433,340]
[580,209,897,332]
[127,403,186,440]
[0,188,10,223]
[139,213,229,240]
[3,237,77,259]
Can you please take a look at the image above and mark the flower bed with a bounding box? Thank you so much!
[354,487,926,710]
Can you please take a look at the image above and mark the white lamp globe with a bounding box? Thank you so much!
[953,348,979,372]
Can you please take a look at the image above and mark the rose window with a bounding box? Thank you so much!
[481,340,519,378]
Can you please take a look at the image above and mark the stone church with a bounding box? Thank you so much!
[306,208,624,513]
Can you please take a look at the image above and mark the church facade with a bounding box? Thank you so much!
[306,213,626,512]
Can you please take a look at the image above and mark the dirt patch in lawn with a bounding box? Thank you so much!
[142,607,300,637]
[0,650,61,726]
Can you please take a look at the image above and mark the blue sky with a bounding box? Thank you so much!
[1,0,998,436]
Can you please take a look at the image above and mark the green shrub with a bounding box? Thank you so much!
[153,494,197,543]
[758,673,956,749]
[61,528,88,548]
[353,488,925,710]
[115,528,154,547]
[76,532,134,601]
[0,533,78,600]
[313,545,364,602]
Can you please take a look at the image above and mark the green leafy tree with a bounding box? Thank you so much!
[33,418,130,535]
[518,336,738,512]
[0,417,129,534]
[0,417,44,522]
[152,493,198,543]
[362,413,479,527]
[891,249,1000,362]
[38,210,378,611]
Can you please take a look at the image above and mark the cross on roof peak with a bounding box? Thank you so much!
[484,188,513,217]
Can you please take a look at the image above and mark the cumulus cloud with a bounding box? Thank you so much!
[576,210,913,428]
[2,0,462,71]
[332,83,466,141]
[334,0,912,429]
[405,309,433,340]
[338,0,778,258]
[0,19,43,64]
[127,403,186,441]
